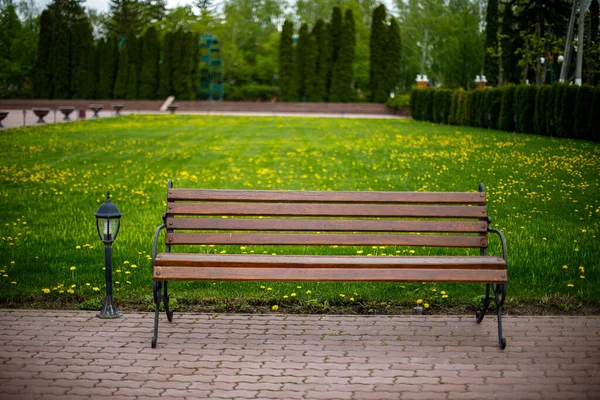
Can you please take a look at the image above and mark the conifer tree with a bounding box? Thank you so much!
[33,9,53,98]
[312,19,329,102]
[70,17,95,99]
[294,24,310,101]
[370,4,387,102]
[501,4,518,84]
[328,7,342,95]
[159,32,173,98]
[305,35,319,102]
[484,0,499,86]
[125,31,139,99]
[279,19,295,101]
[384,17,401,97]
[139,26,160,99]
[330,9,356,102]
[50,18,70,98]
[113,44,128,99]
[96,37,117,99]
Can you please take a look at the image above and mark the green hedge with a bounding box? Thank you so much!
[410,85,599,142]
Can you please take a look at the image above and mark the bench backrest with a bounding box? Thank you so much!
[163,182,489,253]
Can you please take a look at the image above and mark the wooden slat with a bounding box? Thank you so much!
[166,232,486,248]
[167,203,487,218]
[155,254,506,270]
[166,218,488,233]
[168,189,486,204]
[153,266,507,283]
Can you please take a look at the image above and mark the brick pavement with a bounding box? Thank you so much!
[0,310,598,399]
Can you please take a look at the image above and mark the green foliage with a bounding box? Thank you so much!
[369,4,387,102]
[279,19,295,102]
[125,63,138,100]
[556,85,578,138]
[485,88,503,130]
[138,27,160,99]
[448,90,458,125]
[159,32,173,98]
[96,37,117,99]
[516,85,536,134]
[50,18,70,99]
[70,18,95,99]
[294,23,311,101]
[33,9,53,99]
[573,85,595,140]
[455,89,466,126]
[592,88,600,142]
[311,19,328,102]
[546,84,557,137]
[328,6,342,94]
[384,18,401,97]
[172,30,196,100]
[534,86,547,136]
[304,34,319,102]
[484,0,499,86]
[226,84,277,101]
[113,45,128,99]
[385,93,410,110]
[329,9,355,102]
[499,85,516,132]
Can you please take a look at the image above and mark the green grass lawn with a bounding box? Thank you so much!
[0,114,598,312]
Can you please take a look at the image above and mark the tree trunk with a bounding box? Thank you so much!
[560,0,578,83]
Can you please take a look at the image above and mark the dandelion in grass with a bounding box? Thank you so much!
[283,295,289,299]
[86,283,90,286]
[42,288,50,294]
[339,294,345,297]
[356,250,363,254]
[267,287,272,291]
[11,281,16,285]
[291,293,296,297]
[92,287,100,291]
[260,285,266,289]
[76,245,81,249]
[297,286,302,289]
[579,266,584,273]
[567,283,574,287]
[272,305,279,311]
[306,290,312,295]
[424,303,430,309]
[563,265,568,270]
[416,299,423,305]
[71,284,76,288]
[131,264,137,268]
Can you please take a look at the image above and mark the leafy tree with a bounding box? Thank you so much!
[32,9,53,98]
[0,0,22,97]
[139,26,159,99]
[312,19,329,102]
[330,9,355,102]
[384,17,401,96]
[70,17,95,99]
[370,4,387,102]
[279,19,295,101]
[484,0,499,86]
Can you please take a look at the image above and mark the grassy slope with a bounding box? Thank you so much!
[0,115,598,311]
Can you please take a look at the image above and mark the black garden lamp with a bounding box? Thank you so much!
[94,191,123,318]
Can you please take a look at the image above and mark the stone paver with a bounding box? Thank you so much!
[0,310,598,399]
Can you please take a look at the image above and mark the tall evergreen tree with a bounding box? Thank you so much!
[113,44,128,99]
[294,23,310,101]
[33,9,53,98]
[484,0,499,86]
[330,9,356,102]
[279,19,295,101]
[384,17,401,97]
[328,7,342,96]
[50,18,70,98]
[159,31,173,98]
[96,37,117,99]
[125,31,139,99]
[139,27,160,99]
[312,19,329,102]
[108,0,142,38]
[172,30,195,100]
[70,17,95,99]
[501,3,518,85]
[370,4,387,102]
[0,0,22,96]
[304,34,318,101]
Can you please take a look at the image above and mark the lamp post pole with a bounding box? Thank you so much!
[95,192,123,319]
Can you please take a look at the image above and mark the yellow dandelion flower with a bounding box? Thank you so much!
[297,286,302,289]
[42,288,50,294]
[220,250,227,254]
[579,266,584,273]
[283,295,289,299]
[125,271,131,274]
[442,294,449,299]
[580,276,585,279]
[416,299,423,305]
[567,283,574,287]
[70,266,76,271]
[356,250,363,254]
[123,261,130,264]
[11,281,16,284]
[92,287,100,291]
[71,284,76,288]
[260,285,266,289]
[350,297,355,301]
[240,246,246,250]
[291,293,296,297]
[267,287,272,291]
[306,290,312,294]
[424,303,430,309]
[440,291,447,295]
[339,294,345,297]
[85,283,90,286]
[563,265,568,269]
[76,245,81,249]
[271,305,279,311]
[131,264,137,268]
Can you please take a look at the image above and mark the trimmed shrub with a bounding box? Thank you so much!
[456,89,466,126]
[409,89,419,120]
[470,90,481,127]
[499,85,516,132]
[423,89,434,122]
[533,85,546,136]
[554,84,569,137]
[546,85,557,137]
[592,88,600,142]
[515,85,536,134]
[478,90,486,128]
[442,89,453,124]
[448,90,459,125]
[574,85,595,140]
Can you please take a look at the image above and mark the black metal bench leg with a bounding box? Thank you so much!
[152,281,162,348]
[494,284,507,349]
[163,281,173,323]
[475,284,491,323]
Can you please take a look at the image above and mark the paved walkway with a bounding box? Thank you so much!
[0,310,598,399]
[0,110,400,130]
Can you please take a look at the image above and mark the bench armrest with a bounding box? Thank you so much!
[152,224,166,265]
[488,228,508,264]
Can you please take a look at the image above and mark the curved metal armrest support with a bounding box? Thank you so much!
[152,224,166,265]
[488,228,508,264]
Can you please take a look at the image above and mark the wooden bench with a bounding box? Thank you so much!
[151,181,508,349]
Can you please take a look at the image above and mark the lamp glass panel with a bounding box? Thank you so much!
[98,218,120,242]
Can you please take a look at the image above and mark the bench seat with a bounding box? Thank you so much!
[154,253,507,283]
